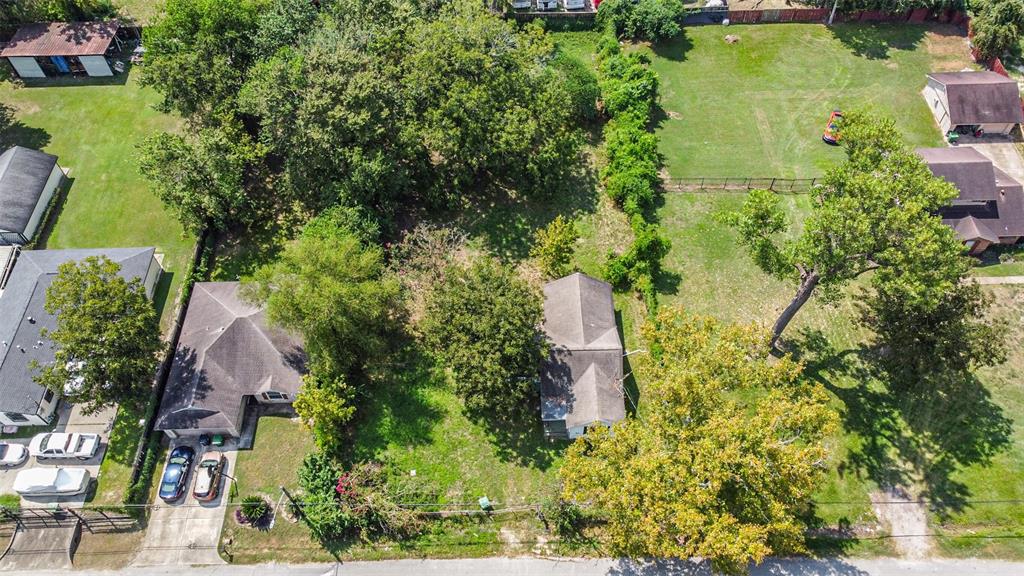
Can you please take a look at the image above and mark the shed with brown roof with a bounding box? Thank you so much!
[1,21,120,79]
[923,71,1024,135]
[917,146,1024,254]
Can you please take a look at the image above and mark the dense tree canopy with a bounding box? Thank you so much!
[36,257,162,414]
[421,258,546,419]
[244,209,401,378]
[138,120,267,233]
[971,0,1024,60]
[597,0,684,41]
[726,111,965,347]
[562,308,838,575]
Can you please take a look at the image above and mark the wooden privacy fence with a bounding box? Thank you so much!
[663,177,820,193]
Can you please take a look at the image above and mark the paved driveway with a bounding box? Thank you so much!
[959,135,1024,182]
[0,404,113,508]
[131,441,236,566]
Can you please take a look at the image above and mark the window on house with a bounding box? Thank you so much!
[42,389,54,403]
[261,391,289,401]
[4,412,29,423]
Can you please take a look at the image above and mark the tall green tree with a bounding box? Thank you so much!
[293,372,355,456]
[561,308,838,576]
[420,257,546,419]
[138,120,267,233]
[244,210,401,377]
[531,215,579,279]
[142,0,267,122]
[725,111,962,347]
[35,256,162,415]
[971,0,1024,60]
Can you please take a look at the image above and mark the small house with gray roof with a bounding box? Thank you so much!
[0,146,63,245]
[917,146,1024,254]
[923,71,1024,135]
[154,282,307,439]
[0,247,161,427]
[540,272,625,440]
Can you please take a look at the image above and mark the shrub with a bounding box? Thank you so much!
[597,0,684,42]
[541,497,585,539]
[0,493,19,518]
[551,52,600,122]
[240,495,271,524]
[599,54,659,119]
[531,215,580,279]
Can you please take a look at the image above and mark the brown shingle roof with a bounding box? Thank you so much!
[0,21,119,58]
[928,71,1024,126]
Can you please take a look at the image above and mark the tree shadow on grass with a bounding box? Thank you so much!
[649,29,695,63]
[0,102,51,151]
[210,221,289,281]
[341,345,446,466]
[791,328,1013,520]
[828,23,929,60]
[451,158,600,262]
[470,405,567,472]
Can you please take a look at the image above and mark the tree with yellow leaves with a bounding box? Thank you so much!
[561,307,839,575]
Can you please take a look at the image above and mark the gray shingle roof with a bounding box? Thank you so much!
[928,71,1024,126]
[155,282,306,436]
[0,247,156,415]
[0,146,58,236]
[540,273,625,429]
[917,147,1024,239]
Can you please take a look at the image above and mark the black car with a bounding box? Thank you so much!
[158,445,196,501]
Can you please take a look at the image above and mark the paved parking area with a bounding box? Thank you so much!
[0,404,114,509]
[131,441,236,566]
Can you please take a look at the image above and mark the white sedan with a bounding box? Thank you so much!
[13,467,91,496]
[0,442,28,467]
[29,432,100,460]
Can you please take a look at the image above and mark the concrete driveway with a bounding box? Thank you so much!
[958,134,1024,182]
[0,404,113,509]
[131,441,236,566]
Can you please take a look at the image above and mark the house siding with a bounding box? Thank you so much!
[20,163,62,243]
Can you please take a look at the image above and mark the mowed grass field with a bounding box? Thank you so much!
[0,70,192,506]
[563,24,971,178]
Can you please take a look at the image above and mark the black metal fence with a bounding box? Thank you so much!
[663,177,820,194]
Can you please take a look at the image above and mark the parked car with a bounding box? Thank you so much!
[511,0,531,8]
[536,0,558,9]
[29,432,100,460]
[13,467,90,496]
[0,442,28,467]
[822,109,843,145]
[564,0,586,9]
[159,445,196,502]
[193,451,226,502]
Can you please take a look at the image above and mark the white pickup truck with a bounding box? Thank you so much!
[29,432,100,461]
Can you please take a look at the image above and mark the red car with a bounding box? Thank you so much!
[822,109,843,145]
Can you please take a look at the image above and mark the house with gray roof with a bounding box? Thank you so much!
[154,282,307,439]
[923,71,1024,135]
[540,272,625,440]
[0,146,63,245]
[0,247,161,427]
[917,146,1024,254]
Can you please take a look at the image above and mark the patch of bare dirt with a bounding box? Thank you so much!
[871,487,933,560]
[924,27,975,72]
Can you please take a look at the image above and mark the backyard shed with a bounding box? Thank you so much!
[918,146,1024,254]
[0,146,62,245]
[540,272,625,440]
[923,71,1024,135]
[1,21,120,78]
[155,282,307,439]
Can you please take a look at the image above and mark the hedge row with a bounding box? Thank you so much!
[597,34,671,312]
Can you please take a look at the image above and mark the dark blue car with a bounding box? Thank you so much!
[159,445,196,502]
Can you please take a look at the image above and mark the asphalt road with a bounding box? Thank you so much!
[6,557,1024,576]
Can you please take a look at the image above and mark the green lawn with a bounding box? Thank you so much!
[630,23,970,178]
[1,70,193,506]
